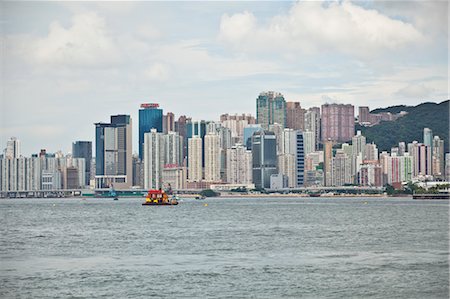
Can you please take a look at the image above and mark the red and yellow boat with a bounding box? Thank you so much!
[142,189,178,206]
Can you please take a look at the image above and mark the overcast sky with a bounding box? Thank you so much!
[1,1,448,156]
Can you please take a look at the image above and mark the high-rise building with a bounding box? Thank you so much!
[4,137,20,159]
[163,112,175,134]
[365,143,379,161]
[72,141,92,186]
[385,153,413,184]
[296,131,305,187]
[143,129,165,190]
[423,128,433,148]
[359,164,382,187]
[302,131,315,156]
[358,106,370,124]
[278,154,296,188]
[186,120,208,167]
[256,91,286,130]
[286,102,305,131]
[226,144,252,185]
[446,153,450,181]
[321,103,355,143]
[323,140,333,186]
[243,124,262,150]
[132,154,143,188]
[269,123,284,154]
[331,150,352,186]
[398,142,406,156]
[251,130,277,189]
[204,133,221,182]
[163,131,183,167]
[352,130,366,158]
[175,115,189,161]
[162,166,187,190]
[188,136,202,182]
[432,136,444,178]
[220,113,255,144]
[95,115,132,189]
[281,128,297,155]
[410,142,432,177]
[304,107,321,150]
[139,103,163,160]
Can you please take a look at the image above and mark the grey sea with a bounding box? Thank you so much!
[0,197,448,298]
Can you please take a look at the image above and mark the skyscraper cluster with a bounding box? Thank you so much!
[1,92,448,194]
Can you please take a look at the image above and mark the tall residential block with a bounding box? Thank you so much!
[163,131,183,167]
[423,128,433,148]
[226,144,252,184]
[331,150,352,186]
[95,115,132,189]
[432,136,444,178]
[305,107,321,150]
[188,136,202,182]
[163,112,175,134]
[204,133,221,182]
[4,137,21,159]
[296,131,305,187]
[72,141,92,186]
[143,129,165,190]
[286,102,305,131]
[321,103,355,143]
[358,106,370,124]
[139,103,163,160]
[252,131,277,189]
[256,91,286,130]
[323,140,333,186]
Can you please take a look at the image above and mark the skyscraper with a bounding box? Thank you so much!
[95,115,132,189]
[358,106,370,124]
[331,150,352,186]
[188,136,202,182]
[204,133,221,182]
[163,131,183,167]
[226,144,252,185]
[304,107,321,150]
[243,124,262,150]
[296,131,305,187]
[256,91,286,130]
[4,137,20,159]
[286,102,305,131]
[139,103,163,160]
[321,103,355,143]
[432,136,444,178]
[163,112,175,134]
[143,129,165,190]
[423,128,433,148]
[72,141,92,186]
[323,140,333,186]
[252,130,277,189]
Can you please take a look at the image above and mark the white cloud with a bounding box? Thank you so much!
[32,12,121,68]
[395,83,435,99]
[144,63,170,82]
[219,1,424,58]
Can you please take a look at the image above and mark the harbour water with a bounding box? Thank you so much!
[1,197,448,298]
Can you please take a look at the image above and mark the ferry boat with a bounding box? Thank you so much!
[142,189,179,206]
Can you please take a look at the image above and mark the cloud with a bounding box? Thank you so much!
[219,1,424,58]
[32,12,121,68]
[395,83,435,99]
[144,63,170,81]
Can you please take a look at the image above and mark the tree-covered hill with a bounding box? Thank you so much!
[356,100,449,153]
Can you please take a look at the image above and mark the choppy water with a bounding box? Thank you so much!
[0,197,448,298]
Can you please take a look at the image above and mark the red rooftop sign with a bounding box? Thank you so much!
[141,103,159,109]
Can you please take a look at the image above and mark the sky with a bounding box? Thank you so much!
[1,1,448,156]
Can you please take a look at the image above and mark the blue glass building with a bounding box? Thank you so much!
[72,141,92,186]
[251,130,277,189]
[243,124,262,150]
[296,131,305,187]
[139,104,163,160]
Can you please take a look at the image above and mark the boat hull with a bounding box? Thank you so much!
[142,202,178,206]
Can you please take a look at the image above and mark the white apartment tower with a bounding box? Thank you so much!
[204,133,221,182]
[143,129,165,189]
[188,136,203,181]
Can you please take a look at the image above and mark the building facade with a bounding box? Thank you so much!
[321,103,355,143]
[256,91,286,130]
[139,103,163,160]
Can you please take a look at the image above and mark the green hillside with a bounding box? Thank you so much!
[356,100,449,153]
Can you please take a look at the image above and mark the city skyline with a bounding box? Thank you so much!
[1,1,447,156]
